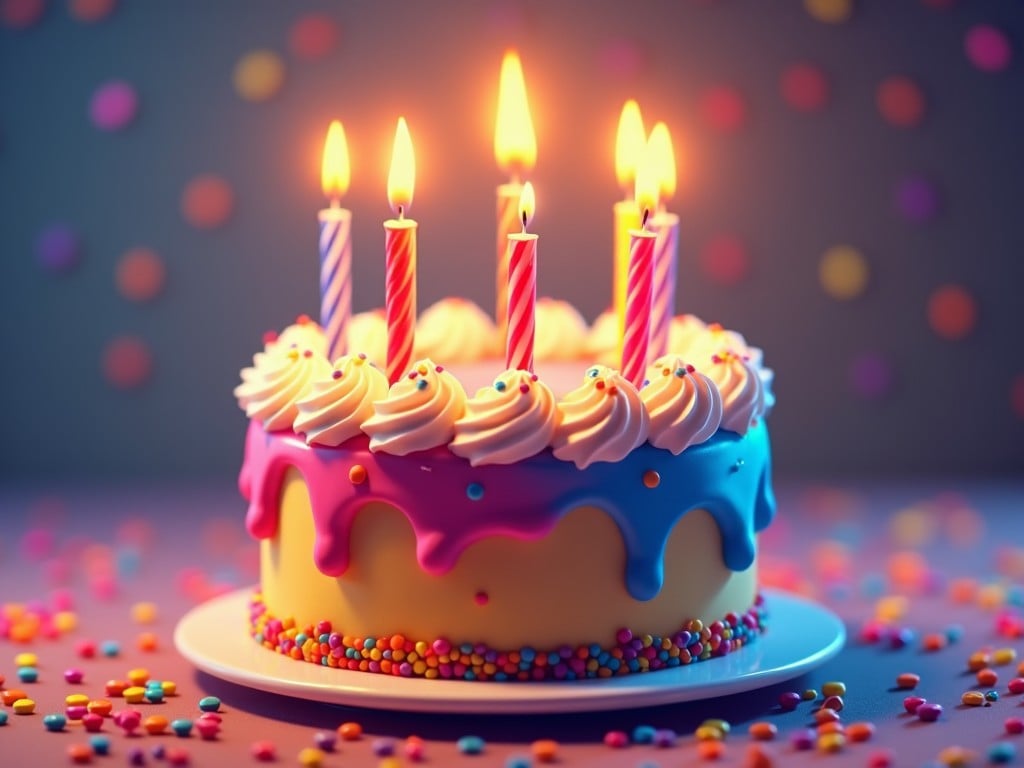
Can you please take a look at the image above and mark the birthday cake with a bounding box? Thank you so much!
[235,301,776,682]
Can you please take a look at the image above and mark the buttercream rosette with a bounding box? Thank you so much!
[363,359,468,455]
[234,340,332,432]
[293,354,389,447]
[550,365,650,469]
[706,351,766,435]
[415,298,498,363]
[450,369,558,465]
[641,356,724,454]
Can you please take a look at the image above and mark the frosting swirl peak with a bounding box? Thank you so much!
[641,356,723,454]
[234,342,331,432]
[550,365,650,469]
[450,369,558,466]
[293,354,389,447]
[363,359,468,455]
[706,351,766,435]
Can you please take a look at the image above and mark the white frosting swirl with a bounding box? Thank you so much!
[293,354,389,447]
[239,319,327,390]
[550,365,650,469]
[450,369,558,465]
[363,359,468,455]
[234,343,331,431]
[670,315,758,368]
[706,351,766,435]
[535,298,588,361]
[415,298,498,363]
[346,310,388,368]
[641,356,723,454]
[584,309,620,368]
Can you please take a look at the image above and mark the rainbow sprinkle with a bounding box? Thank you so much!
[248,593,766,682]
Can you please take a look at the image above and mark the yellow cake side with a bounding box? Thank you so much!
[259,468,757,649]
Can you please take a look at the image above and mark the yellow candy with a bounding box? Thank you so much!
[817,732,845,753]
[131,602,158,624]
[53,611,77,633]
[960,691,985,707]
[875,595,908,622]
[14,652,38,667]
[977,584,1005,609]
[822,681,847,697]
[695,725,724,741]
[65,694,90,707]
[13,697,36,715]
[298,748,326,768]
[160,681,177,696]
[123,686,146,704]
[937,746,975,767]
[126,668,149,686]
[993,648,1017,666]
[701,718,731,735]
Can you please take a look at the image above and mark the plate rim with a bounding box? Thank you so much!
[173,587,845,714]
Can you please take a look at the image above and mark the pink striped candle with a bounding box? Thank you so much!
[384,117,418,384]
[649,211,679,358]
[506,182,537,371]
[621,227,656,388]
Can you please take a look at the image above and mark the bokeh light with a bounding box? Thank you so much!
[927,284,978,341]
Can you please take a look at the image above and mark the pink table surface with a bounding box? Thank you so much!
[0,479,1022,767]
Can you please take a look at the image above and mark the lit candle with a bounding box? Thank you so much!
[621,140,659,390]
[494,50,537,348]
[613,100,646,354]
[506,182,538,372]
[319,120,353,363]
[648,122,680,358]
[384,117,418,385]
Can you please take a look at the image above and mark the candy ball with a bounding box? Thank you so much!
[457,735,486,755]
[43,713,68,732]
[171,719,193,737]
[252,741,276,761]
[197,695,221,712]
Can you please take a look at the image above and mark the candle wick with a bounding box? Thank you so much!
[521,209,528,233]
[398,205,405,221]
[642,207,650,229]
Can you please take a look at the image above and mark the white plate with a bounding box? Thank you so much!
[174,588,845,714]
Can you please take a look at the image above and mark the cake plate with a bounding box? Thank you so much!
[174,587,844,714]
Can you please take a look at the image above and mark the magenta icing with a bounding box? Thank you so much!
[240,418,775,602]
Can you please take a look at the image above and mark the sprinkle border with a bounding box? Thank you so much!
[248,592,767,682]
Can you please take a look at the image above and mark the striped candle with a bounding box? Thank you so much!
[384,220,417,384]
[506,182,538,372]
[649,211,679,358]
[384,117,418,385]
[496,182,522,348]
[621,229,656,389]
[318,206,352,362]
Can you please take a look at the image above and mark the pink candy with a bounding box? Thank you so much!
[1006,717,1024,735]
[251,741,276,761]
[82,713,104,733]
[603,731,629,749]
[114,709,142,735]
[903,696,926,714]
[195,718,220,740]
[66,705,88,721]
[64,669,84,684]
[1008,677,1024,695]
[75,640,97,659]
[916,702,942,722]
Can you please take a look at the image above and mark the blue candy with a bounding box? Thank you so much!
[457,735,486,755]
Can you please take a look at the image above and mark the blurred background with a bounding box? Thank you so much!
[1,0,1022,481]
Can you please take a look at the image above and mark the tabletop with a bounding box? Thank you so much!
[1,479,1022,767]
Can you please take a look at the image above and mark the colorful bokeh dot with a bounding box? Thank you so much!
[102,336,153,390]
[894,175,941,223]
[69,0,116,23]
[820,245,869,300]
[181,174,234,230]
[288,13,339,60]
[699,234,750,285]
[780,62,830,113]
[850,352,893,399]
[1011,375,1024,420]
[964,24,1012,73]
[35,224,80,274]
[698,86,747,134]
[803,0,853,24]
[233,50,286,103]
[1,0,46,29]
[89,80,138,131]
[927,284,977,341]
[116,247,165,303]
[876,76,926,128]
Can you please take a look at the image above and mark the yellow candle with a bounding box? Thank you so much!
[494,51,537,350]
[613,99,646,353]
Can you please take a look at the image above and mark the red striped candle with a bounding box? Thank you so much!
[384,117,418,384]
[506,182,537,371]
[621,228,656,388]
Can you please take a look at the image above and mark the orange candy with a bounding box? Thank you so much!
[137,632,158,652]
[67,744,93,764]
[847,722,875,742]
[922,634,947,652]
[2,689,28,706]
[749,721,778,741]
[968,651,992,671]
[977,668,998,686]
[697,739,726,760]
[105,680,128,697]
[532,740,559,762]
[337,721,362,741]
[143,715,169,735]
[87,699,113,717]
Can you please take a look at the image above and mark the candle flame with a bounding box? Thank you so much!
[494,50,537,177]
[615,99,646,193]
[634,136,660,226]
[648,122,676,203]
[387,117,416,215]
[519,181,536,231]
[321,120,351,200]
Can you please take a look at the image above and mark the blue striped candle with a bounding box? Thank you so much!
[318,206,352,363]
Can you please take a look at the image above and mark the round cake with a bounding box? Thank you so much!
[236,299,776,682]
